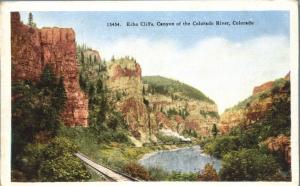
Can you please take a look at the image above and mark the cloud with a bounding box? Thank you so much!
[96,36,289,113]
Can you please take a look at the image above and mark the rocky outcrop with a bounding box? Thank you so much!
[263,135,291,164]
[83,49,101,62]
[107,58,143,99]
[106,58,219,143]
[11,12,42,82]
[253,81,274,95]
[145,93,219,136]
[11,12,88,127]
[218,110,245,134]
[106,58,150,142]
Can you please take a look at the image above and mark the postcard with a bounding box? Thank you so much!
[0,1,299,186]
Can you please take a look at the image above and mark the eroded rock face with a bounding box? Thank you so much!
[83,49,101,62]
[219,75,290,134]
[263,135,291,164]
[107,58,219,142]
[11,12,42,82]
[218,97,273,134]
[107,58,143,100]
[218,110,245,134]
[253,81,274,95]
[106,58,150,141]
[145,94,219,136]
[11,12,88,127]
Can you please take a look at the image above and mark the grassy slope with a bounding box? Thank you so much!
[142,76,214,104]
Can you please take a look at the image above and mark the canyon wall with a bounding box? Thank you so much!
[219,74,290,134]
[218,74,291,164]
[106,58,219,143]
[106,58,150,142]
[11,12,88,127]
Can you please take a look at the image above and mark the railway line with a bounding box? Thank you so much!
[75,152,140,182]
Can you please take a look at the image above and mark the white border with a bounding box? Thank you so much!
[0,1,298,186]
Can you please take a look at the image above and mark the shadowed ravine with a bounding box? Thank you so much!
[138,146,221,173]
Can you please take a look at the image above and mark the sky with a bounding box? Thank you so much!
[20,11,290,113]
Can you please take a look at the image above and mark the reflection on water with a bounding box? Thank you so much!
[138,146,221,173]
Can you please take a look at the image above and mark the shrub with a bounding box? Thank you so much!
[11,66,66,181]
[38,137,91,181]
[39,153,91,181]
[15,143,46,180]
[203,136,240,158]
[42,137,78,159]
[148,167,169,181]
[198,163,219,181]
[167,171,198,181]
[122,162,150,180]
[219,148,280,181]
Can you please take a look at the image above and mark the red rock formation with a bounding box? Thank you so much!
[156,112,172,129]
[11,12,88,127]
[263,135,291,164]
[11,12,42,82]
[185,120,199,131]
[121,97,148,133]
[253,81,274,95]
[111,63,142,81]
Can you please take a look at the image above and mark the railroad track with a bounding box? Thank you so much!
[75,152,141,182]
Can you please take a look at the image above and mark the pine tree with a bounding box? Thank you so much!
[28,12,33,26]
[211,123,219,138]
[80,51,85,64]
[94,56,97,63]
[27,12,36,27]
[89,55,92,64]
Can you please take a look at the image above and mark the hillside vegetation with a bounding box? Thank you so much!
[202,77,291,181]
[143,76,214,103]
[225,77,289,112]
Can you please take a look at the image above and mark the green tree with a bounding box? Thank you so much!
[88,55,92,64]
[28,12,33,26]
[12,65,66,176]
[27,12,36,27]
[80,51,85,64]
[211,123,219,138]
[79,72,87,92]
[203,136,240,158]
[219,148,280,181]
[94,55,97,63]
[39,64,56,87]
[39,137,91,181]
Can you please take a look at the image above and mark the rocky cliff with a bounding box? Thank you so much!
[83,49,101,62]
[143,93,219,137]
[106,58,150,142]
[11,12,88,127]
[106,58,219,143]
[263,135,291,165]
[218,74,290,134]
[218,74,291,165]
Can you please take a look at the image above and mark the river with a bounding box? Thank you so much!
[138,146,221,173]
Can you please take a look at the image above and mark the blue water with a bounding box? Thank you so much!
[138,146,221,173]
